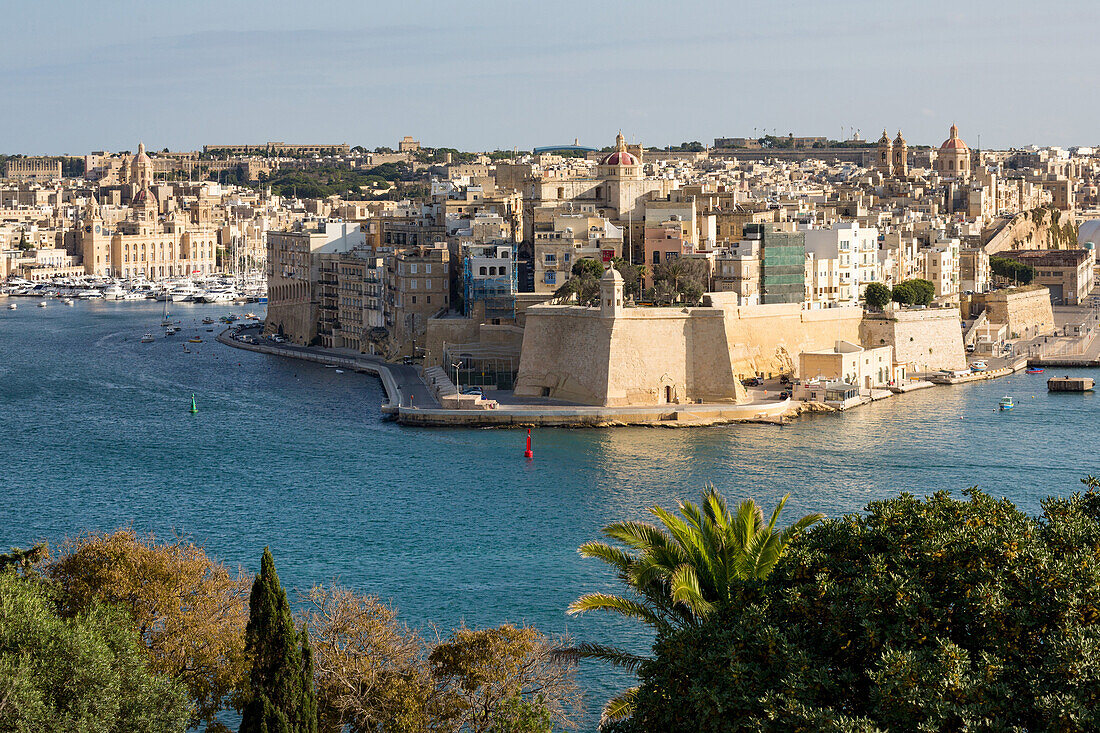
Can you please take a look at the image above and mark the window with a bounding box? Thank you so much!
[426,296,431,304]
[410,263,418,274]
[412,296,416,304]
[480,266,487,275]
[545,271,557,284]
[411,279,417,289]
[425,264,431,274]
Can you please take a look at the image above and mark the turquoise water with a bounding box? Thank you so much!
[3,299,1100,726]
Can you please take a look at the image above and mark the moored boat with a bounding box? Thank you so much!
[1025,368,1044,374]
[999,396,1015,411]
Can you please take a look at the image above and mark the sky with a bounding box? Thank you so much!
[1,0,1097,155]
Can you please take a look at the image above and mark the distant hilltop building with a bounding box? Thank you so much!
[4,157,61,182]
[398,136,420,152]
[201,142,350,156]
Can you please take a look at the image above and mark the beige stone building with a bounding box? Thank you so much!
[1009,249,1095,305]
[4,158,62,182]
[386,243,450,355]
[80,144,217,278]
[800,340,897,390]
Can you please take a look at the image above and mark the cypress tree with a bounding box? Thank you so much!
[239,547,317,733]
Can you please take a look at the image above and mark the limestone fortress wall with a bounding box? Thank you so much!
[515,300,865,406]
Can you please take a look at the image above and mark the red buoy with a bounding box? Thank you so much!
[524,428,533,459]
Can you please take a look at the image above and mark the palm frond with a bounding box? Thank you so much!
[567,593,662,627]
[556,643,648,671]
[578,541,636,576]
[602,520,667,551]
[601,686,638,726]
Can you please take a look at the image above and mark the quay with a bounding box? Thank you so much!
[1048,376,1095,392]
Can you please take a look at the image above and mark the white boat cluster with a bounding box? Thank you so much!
[1,274,268,304]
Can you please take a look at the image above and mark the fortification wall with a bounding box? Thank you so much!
[976,286,1053,338]
[860,308,966,372]
[982,208,1078,254]
[725,304,864,378]
[264,301,317,346]
[514,307,611,404]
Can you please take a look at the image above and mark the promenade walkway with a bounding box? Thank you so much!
[218,325,439,411]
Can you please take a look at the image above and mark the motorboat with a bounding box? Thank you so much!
[169,282,201,302]
[37,301,46,308]
[75,289,104,299]
[202,317,215,325]
[102,284,125,300]
[7,303,16,310]
[61,298,74,306]
[188,337,203,343]
[164,326,179,335]
[1026,368,1044,374]
[140,333,156,343]
[999,396,1015,411]
[122,291,146,300]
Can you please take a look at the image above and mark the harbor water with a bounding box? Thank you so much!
[3,299,1100,725]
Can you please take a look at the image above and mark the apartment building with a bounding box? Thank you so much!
[386,243,450,354]
[803,221,880,307]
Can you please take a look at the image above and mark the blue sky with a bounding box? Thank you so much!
[1,0,1095,154]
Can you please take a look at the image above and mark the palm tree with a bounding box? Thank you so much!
[566,486,823,725]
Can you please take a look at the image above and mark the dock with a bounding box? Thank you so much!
[1048,376,1095,392]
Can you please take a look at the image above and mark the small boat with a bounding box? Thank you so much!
[7,303,16,310]
[999,396,1015,411]
[1025,368,1044,374]
[165,326,179,335]
[141,333,156,343]
[37,301,46,308]
[62,298,74,306]
[334,369,344,374]
[188,337,203,343]
[245,312,258,320]
[202,317,215,325]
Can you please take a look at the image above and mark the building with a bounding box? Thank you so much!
[386,243,450,355]
[398,136,421,153]
[803,221,880,307]
[80,144,217,278]
[934,125,971,179]
[744,223,805,304]
[921,239,960,299]
[1008,249,1095,305]
[4,158,62,182]
[875,130,909,178]
[265,221,366,344]
[201,142,350,155]
[533,213,622,293]
[799,340,898,391]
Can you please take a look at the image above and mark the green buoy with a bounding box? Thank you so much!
[189,393,198,414]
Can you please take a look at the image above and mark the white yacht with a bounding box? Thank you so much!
[102,284,126,300]
[75,289,104,299]
[169,282,200,302]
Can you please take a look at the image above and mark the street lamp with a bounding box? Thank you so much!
[452,360,463,391]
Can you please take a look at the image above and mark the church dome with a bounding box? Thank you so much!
[133,185,157,206]
[940,124,969,151]
[601,150,639,166]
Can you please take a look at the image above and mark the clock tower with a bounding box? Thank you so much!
[81,195,111,276]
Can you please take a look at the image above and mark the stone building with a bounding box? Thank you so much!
[935,125,971,180]
[4,158,62,182]
[1008,249,1095,305]
[386,243,450,355]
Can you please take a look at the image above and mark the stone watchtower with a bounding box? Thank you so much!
[600,264,624,318]
[892,131,908,178]
[876,130,893,176]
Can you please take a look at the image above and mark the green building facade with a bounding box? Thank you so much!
[745,223,806,304]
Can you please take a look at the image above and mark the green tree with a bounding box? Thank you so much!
[0,570,191,732]
[990,256,1036,285]
[568,488,822,724]
[863,282,891,310]
[239,548,317,733]
[891,278,935,306]
[615,480,1100,732]
[553,258,605,306]
[650,259,709,306]
[49,530,250,732]
[611,257,646,301]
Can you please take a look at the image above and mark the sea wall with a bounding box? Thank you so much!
[860,308,966,373]
[513,307,612,404]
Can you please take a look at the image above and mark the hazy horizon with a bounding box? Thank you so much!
[3,0,1097,155]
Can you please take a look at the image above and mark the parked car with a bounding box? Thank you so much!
[779,374,792,385]
[965,344,976,353]
[462,387,483,396]
[743,377,762,387]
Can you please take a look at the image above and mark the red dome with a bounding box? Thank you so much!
[601,151,638,166]
[940,137,969,151]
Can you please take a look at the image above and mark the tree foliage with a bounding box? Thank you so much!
[862,282,891,310]
[240,548,317,733]
[649,259,708,306]
[891,278,935,306]
[568,488,822,724]
[0,570,191,732]
[615,480,1100,732]
[306,585,436,733]
[48,530,250,732]
[307,584,580,733]
[553,258,605,306]
[990,256,1037,285]
[429,624,581,733]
